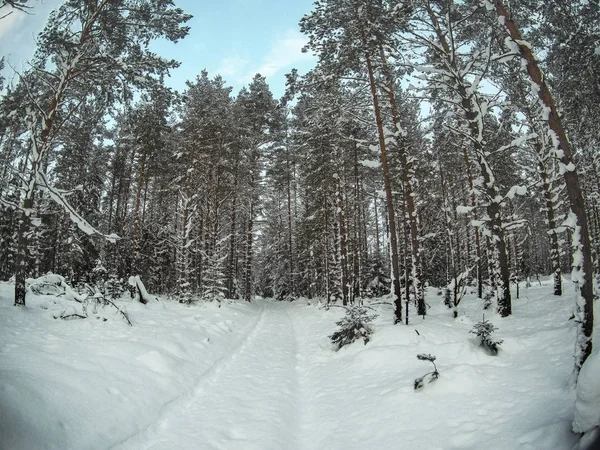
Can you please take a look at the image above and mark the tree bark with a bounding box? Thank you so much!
[361,29,402,324]
[379,48,426,316]
[335,172,349,305]
[491,0,593,369]
[424,0,511,315]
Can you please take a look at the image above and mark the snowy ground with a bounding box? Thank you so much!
[0,278,595,450]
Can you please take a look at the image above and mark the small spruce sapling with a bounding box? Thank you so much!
[329,305,377,350]
[443,288,451,308]
[483,289,494,310]
[105,274,125,300]
[470,315,503,355]
[414,354,439,390]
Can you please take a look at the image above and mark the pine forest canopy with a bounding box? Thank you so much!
[0,0,598,374]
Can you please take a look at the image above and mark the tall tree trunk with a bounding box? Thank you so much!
[323,196,331,304]
[227,172,239,298]
[491,0,593,369]
[352,139,362,303]
[361,29,402,323]
[462,145,483,299]
[374,197,381,257]
[425,1,511,316]
[379,47,426,317]
[131,147,147,270]
[243,195,254,302]
[286,145,295,298]
[438,154,459,317]
[538,152,562,296]
[335,172,349,305]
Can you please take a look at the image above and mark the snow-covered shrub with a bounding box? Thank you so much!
[174,280,196,304]
[443,288,451,307]
[27,273,66,296]
[414,354,439,390]
[128,275,154,304]
[178,290,196,305]
[56,284,132,326]
[470,316,503,355]
[87,285,126,315]
[329,305,377,350]
[365,257,390,298]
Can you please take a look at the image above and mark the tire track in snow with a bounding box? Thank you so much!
[109,303,267,450]
[118,299,304,450]
[286,306,316,450]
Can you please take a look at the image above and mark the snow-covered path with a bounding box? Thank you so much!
[114,300,307,450]
[2,280,594,450]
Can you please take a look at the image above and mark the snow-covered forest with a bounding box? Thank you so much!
[1,0,599,449]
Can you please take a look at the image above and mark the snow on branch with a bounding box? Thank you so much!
[360,159,381,168]
[37,172,119,243]
[456,205,475,215]
[505,185,527,200]
[0,196,24,211]
[502,218,529,231]
[491,133,538,156]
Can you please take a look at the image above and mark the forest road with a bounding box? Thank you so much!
[112,298,312,450]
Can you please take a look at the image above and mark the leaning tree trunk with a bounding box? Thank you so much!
[491,0,593,370]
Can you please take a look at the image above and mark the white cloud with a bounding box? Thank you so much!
[215,55,251,81]
[251,28,312,79]
[212,28,315,92]
[0,0,63,77]
[0,9,26,43]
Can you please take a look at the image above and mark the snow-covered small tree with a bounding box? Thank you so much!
[329,305,377,350]
[470,316,503,355]
[414,354,440,390]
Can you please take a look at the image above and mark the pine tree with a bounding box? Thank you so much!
[301,0,418,323]
[236,75,280,301]
[407,0,513,316]
[486,0,594,370]
[9,0,191,306]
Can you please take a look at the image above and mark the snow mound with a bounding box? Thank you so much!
[27,273,66,295]
[573,350,600,433]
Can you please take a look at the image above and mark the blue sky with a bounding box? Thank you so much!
[0,0,317,98]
